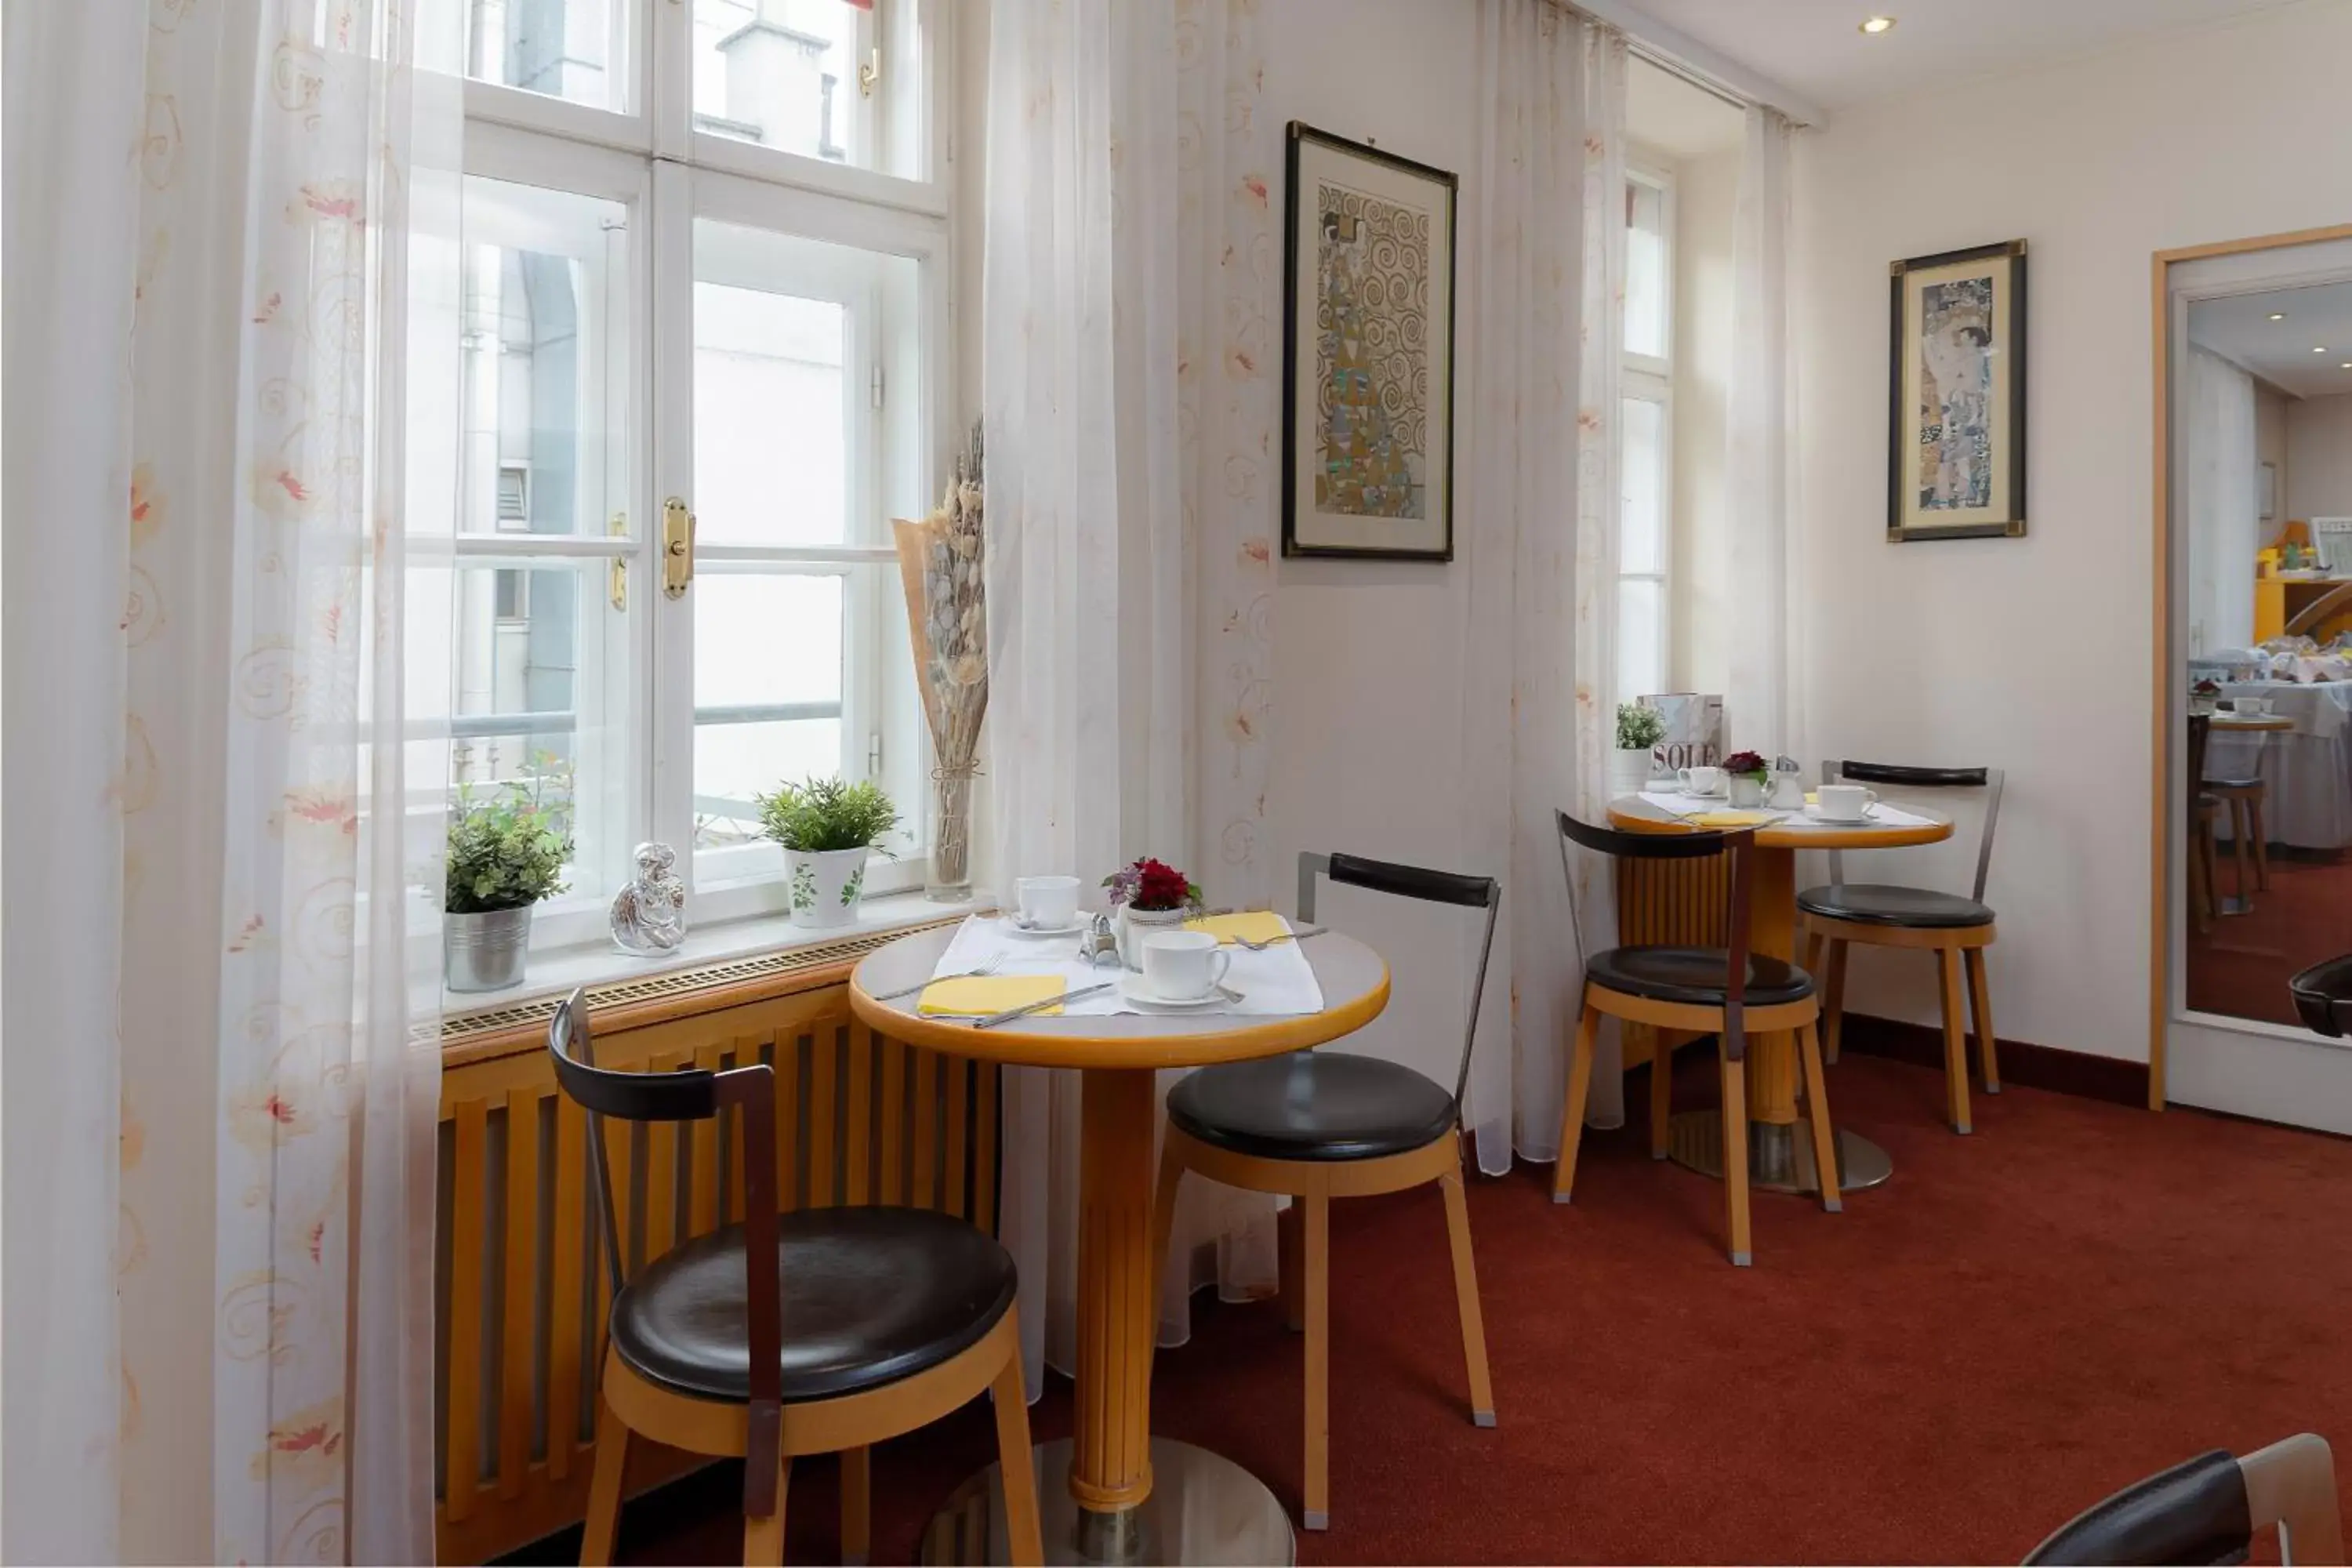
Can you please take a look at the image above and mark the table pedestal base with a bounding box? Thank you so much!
[921,1438,1294,1566]
[1667,1110,1893,1195]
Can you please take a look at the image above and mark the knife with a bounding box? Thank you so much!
[974,982,1115,1029]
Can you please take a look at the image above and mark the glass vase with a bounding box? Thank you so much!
[927,768,975,901]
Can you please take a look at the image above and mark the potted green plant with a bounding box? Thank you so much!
[445,781,573,993]
[1615,702,1667,796]
[757,776,900,930]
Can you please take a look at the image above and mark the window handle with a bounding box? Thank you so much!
[663,497,695,599]
[608,512,629,610]
[858,48,880,99]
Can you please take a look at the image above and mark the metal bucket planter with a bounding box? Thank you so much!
[445,905,535,993]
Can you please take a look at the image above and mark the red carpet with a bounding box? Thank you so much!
[531,1053,2352,1566]
[2187,849,2352,1025]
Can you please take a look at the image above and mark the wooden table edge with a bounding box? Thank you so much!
[1605,798,1953,851]
[846,955,1394,1069]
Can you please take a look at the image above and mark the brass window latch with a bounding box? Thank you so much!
[663,497,695,599]
[608,512,629,610]
[858,47,880,98]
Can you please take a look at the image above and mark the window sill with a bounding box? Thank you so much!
[440,887,988,1030]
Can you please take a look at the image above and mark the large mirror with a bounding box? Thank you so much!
[2161,232,2352,1127]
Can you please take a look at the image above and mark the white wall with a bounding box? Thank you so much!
[1670,144,1737,694]
[1791,0,2352,1061]
[1261,0,1490,1084]
[2287,392,2352,523]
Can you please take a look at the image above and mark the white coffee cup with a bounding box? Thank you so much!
[1679,765,1726,797]
[2236,697,2273,716]
[1014,875,1081,929]
[1140,931,1231,1001]
[1817,784,1877,822]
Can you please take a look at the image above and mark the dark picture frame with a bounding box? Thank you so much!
[1887,238,2028,542]
[1281,122,1459,561]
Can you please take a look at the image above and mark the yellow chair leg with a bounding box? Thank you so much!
[741,1455,790,1568]
[1719,1048,1752,1267]
[991,1326,1044,1567]
[1798,1019,1842,1214]
[580,1397,630,1567]
[1439,1153,1496,1427]
[1553,1002,1599,1202]
[1965,947,2001,1095]
[1279,1200,1305,1332]
[1938,947,1973,1134]
[1303,1192,1330,1530]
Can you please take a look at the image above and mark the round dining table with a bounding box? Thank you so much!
[1606,793,1953,1196]
[849,920,1392,1566]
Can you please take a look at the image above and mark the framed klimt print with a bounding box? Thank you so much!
[1888,239,2027,541]
[1282,122,1458,560]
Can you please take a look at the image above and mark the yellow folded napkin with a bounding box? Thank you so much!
[1185,910,1290,946]
[1687,809,1776,828]
[1804,791,1819,805]
[916,975,1067,1018]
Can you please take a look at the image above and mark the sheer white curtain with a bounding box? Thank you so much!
[1463,1,1628,1172]
[1727,107,1800,757]
[2,2,459,1560]
[2187,347,2259,656]
[983,0,1279,1399]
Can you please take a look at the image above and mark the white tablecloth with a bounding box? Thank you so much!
[2208,681,2352,849]
[922,913,1326,1017]
[1634,789,1940,830]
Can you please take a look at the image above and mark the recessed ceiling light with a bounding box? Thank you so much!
[2270,312,2288,321]
[2340,362,2351,370]
[1859,15,1896,34]
[2316,347,2331,354]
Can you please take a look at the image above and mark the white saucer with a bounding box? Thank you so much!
[1117,974,1225,1010]
[1004,913,1091,938]
[1804,804,1875,825]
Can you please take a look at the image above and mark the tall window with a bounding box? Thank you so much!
[1618,167,1673,702]
[438,0,945,949]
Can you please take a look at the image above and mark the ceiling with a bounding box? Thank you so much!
[1628,57,1745,160]
[2190,281,2352,400]
[1628,0,2307,114]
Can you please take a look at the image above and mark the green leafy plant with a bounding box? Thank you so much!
[1616,702,1667,752]
[755,776,900,855]
[445,782,574,914]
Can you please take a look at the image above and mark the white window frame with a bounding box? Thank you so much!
[445,0,954,953]
[1619,161,1675,704]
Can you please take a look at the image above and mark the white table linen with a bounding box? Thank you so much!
[2208,681,2352,849]
[1634,789,1940,830]
[922,913,1327,1017]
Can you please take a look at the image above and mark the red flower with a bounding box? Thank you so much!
[1722,750,1768,779]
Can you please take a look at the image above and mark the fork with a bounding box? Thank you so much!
[867,953,1005,1004]
[1235,924,1328,951]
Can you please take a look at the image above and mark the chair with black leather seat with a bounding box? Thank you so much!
[550,989,1043,1567]
[1150,851,1499,1534]
[2024,1433,2343,1566]
[1799,760,2005,1136]
[1552,811,1841,1266]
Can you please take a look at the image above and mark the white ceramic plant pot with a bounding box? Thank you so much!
[446,905,535,993]
[1116,905,1190,971]
[1611,747,1656,797]
[785,845,871,929]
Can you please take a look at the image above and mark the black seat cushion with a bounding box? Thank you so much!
[1797,883,1993,929]
[2024,1449,2251,1566]
[609,1205,1016,1404]
[1584,946,1813,1007]
[1167,1051,1456,1163]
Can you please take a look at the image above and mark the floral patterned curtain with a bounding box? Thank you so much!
[3,2,459,1559]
